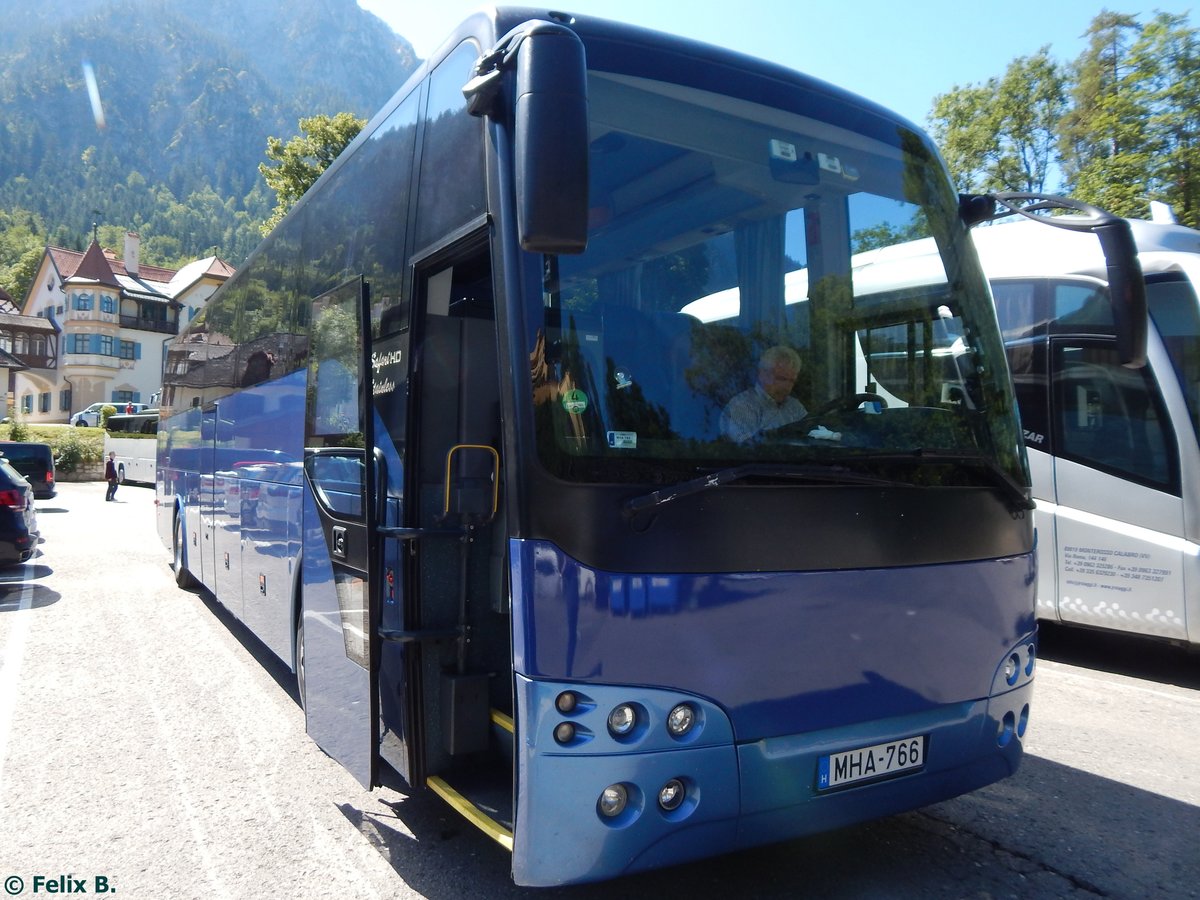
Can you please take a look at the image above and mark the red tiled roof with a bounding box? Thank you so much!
[49,242,179,285]
[71,241,121,287]
[203,258,236,278]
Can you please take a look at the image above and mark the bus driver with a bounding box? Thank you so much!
[720,345,807,442]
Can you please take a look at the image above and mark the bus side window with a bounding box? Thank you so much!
[1053,344,1176,491]
[306,452,365,519]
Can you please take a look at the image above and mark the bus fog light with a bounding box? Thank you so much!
[608,703,637,737]
[555,691,578,713]
[554,722,575,744]
[599,784,628,817]
[667,703,695,736]
[1004,654,1020,685]
[658,778,685,811]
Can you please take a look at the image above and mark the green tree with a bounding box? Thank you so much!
[1127,12,1200,225]
[258,112,365,235]
[0,207,48,304]
[929,48,1066,194]
[1058,12,1149,217]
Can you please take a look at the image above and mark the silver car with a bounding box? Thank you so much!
[70,401,149,427]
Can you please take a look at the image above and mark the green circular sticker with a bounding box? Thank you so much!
[562,388,589,414]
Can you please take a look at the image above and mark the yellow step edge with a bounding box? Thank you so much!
[490,708,514,734]
[427,775,514,852]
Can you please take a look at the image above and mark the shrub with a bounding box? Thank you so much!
[7,415,29,442]
[54,430,89,473]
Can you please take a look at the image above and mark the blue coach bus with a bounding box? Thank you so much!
[155,10,1144,886]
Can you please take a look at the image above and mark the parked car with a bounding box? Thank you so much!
[0,457,39,567]
[71,401,149,427]
[0,441,56,499]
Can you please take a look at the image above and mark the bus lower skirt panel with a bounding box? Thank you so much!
[509,675,1032,887]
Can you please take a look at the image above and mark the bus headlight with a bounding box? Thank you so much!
[598,784,628,817]
[553,722,575,744]
[666,703,695,737]
[555,691,578,713]
[607,703,637,737]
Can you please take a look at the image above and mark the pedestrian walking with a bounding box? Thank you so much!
[105,451,118,501]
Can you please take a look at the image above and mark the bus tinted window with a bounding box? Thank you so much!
[1053,343,1176,491]
[1148,272,1200,447]
[534,71,1012,484]
[415,42,486,250]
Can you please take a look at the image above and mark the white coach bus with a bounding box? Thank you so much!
[973,213,1200,647]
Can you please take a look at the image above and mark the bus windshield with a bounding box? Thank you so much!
[531,70,1019,486]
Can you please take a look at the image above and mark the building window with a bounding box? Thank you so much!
[68,334,88,353]
[119,340,136,360]
[73,293,93,311]
[20,395,32,414]
[0,331,10,351]
[38,392,51,413]
[59,389,72,412]
[100,295,117,314]
[99,335,114,356]
[14,333,27,354]
[113,390,137,405]
[32,336,45,356]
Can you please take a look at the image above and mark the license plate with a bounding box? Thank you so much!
[817,735,926,791]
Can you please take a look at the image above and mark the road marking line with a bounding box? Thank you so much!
[0,582,35,801]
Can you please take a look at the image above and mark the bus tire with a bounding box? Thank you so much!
[173,513,198,589]
[294,610,307,715]
[117,464,126,484]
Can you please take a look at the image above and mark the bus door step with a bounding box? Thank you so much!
[427,771,514,851]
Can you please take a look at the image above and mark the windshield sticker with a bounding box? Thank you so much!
[562,389,589,414]
[607,431,637,449]
[614,369,633,390]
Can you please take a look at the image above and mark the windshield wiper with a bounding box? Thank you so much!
[622,462,903,518]
[839,449,1036,512]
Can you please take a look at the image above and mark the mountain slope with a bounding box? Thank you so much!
[0,0,418,269]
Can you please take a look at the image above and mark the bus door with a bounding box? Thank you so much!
[196,402,219,590]
[1046,337,1189,641]
[299,276,379,789]
[401,237,511,826]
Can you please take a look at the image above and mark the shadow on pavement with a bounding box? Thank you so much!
[1038,621,1200,690]
[330,751,1198,899]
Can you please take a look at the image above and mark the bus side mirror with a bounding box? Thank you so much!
[986,193,1149,367]
[513,22,589,254]
[1094,219,1149,368]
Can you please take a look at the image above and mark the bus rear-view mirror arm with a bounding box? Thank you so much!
[960,191,1148,368]
[465,19,589,254]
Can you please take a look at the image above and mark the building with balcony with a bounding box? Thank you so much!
[15,232,234,423]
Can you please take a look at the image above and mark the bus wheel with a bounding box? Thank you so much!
[173,513,198,589]
[117,464,126,484]
[295,612,307,715]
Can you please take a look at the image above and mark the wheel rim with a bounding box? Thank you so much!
[296,616,307,711]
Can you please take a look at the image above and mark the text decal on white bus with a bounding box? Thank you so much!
[817,735,926,790]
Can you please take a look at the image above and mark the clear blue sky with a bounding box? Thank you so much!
[357,1,1196,127]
